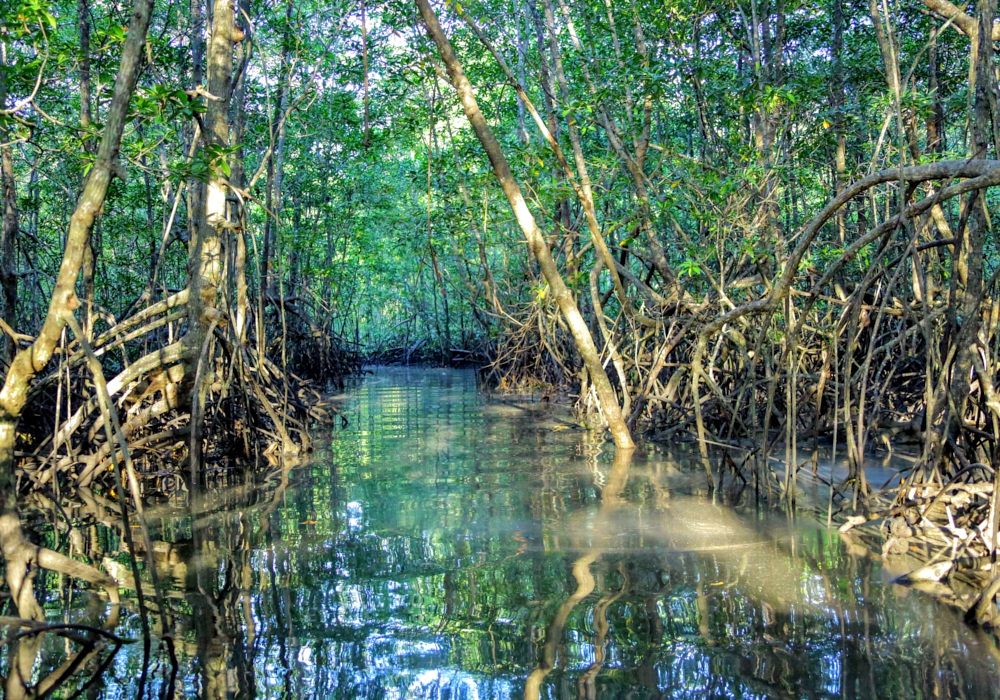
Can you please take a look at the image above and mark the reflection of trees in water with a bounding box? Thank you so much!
[6,492,995,698]
[524,447,631,700]
[6,456,1000,698]
[0,487,127,699]
[4,372,1000,698]
[518,448,997,699]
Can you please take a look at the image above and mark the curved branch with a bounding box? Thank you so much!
[702,159,1000,337]
[0,56,48,117]
[921,0,1000,40]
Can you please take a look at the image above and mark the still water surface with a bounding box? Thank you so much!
[16,367,1000,698]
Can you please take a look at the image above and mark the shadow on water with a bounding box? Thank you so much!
[4,366,1000,698]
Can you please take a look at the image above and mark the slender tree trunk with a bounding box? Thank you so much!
[539,0,641,408]
[0,54,19,365]
[188,0,234,334]
[515,0,529,143]
[417,0,634,448]
[527,0,571,240]
[188,0,206,265]
[832,0,847,206]
[948,0,996,429]
[928,26,944,154]
[186,0,235,474]
[555,0,677,293]
[0,147,17,365]
[231,0,251,342]
[79,0,98,336]
[528,0,559,146]
[288,203,301,296]
[260,0,293,305]
[78,0,92,129]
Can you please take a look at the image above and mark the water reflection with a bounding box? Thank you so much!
[524,446,633,700]
[4,367,1000,698]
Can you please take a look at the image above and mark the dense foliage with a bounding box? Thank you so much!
[0,0,980,363]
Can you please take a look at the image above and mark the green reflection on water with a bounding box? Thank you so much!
[7,367,1000,699]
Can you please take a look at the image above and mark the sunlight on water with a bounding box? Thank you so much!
[14,366,1000,699]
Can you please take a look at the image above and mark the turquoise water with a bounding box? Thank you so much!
[6,367,1000,698]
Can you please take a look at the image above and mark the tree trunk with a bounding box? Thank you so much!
[0,53,19,364]
[417,0,634,449]
[79,0,99,337]
[555,0,677,293]
[515,0,529,143]
[231,0,251,342]
[187,0,206,268]
[948,0,997,431]
[928,26,944,154]
[260,0,293,306]
[186,0,234,476]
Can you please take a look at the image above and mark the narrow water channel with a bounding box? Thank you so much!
[13,367,1000,698]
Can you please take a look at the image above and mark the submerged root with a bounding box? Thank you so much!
[1,290,347,685]
[837,469,1000,627]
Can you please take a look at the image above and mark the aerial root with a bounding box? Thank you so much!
[469,163,1000,629]
[15,290,340,503]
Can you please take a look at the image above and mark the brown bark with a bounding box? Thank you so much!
[948,0,996,429]
[187,0,206,252]
[417,0,634,448]
[928,26,944,154]
[870,0,956,266]
[540,0,640,404]
[921,0,1000,40]
[78,0,93,130]
[79,0,98,336]
[528,0,559,145]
